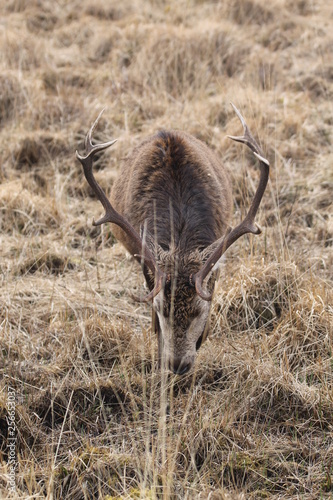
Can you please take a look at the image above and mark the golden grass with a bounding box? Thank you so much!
[1,0,332,498]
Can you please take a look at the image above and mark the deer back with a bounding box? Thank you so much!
[110,130,233,256]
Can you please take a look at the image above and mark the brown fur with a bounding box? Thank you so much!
[110,130,232,254]
[109,130,233,374]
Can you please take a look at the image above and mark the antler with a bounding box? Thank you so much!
[76,109,165,302]
[193,103,270,301]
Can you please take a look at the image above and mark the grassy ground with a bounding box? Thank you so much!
[0,0,332,498]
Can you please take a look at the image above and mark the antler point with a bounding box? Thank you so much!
[253,151,270,166]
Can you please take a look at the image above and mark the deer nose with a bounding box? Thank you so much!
[170,357,192,375]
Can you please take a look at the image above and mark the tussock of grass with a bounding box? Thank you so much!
[0,74,25,125]
[227,0,275,25]
[84,1,129,21]
[133,28,247,96]
[0,180,61,235]
[1,30,44,70]
[12,132,71,170]
[17,252,77,276]
[1,0,332,498]
[213,261,298,332]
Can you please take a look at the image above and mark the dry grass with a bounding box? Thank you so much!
[0,0,332,498]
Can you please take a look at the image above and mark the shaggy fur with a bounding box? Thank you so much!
[110,130,232,373]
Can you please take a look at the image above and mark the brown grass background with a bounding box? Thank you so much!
[0,0,332,498]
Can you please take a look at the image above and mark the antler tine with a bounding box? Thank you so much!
[75,110,117,226]
[227,102,259,152]
[193,103,270,301]
[85,108,104,151]
[76,109,118,160]
[76,111,166,301]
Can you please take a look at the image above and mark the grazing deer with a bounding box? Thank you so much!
[76,104,269,375]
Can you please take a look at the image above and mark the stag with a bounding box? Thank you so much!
[76,104,269,375]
